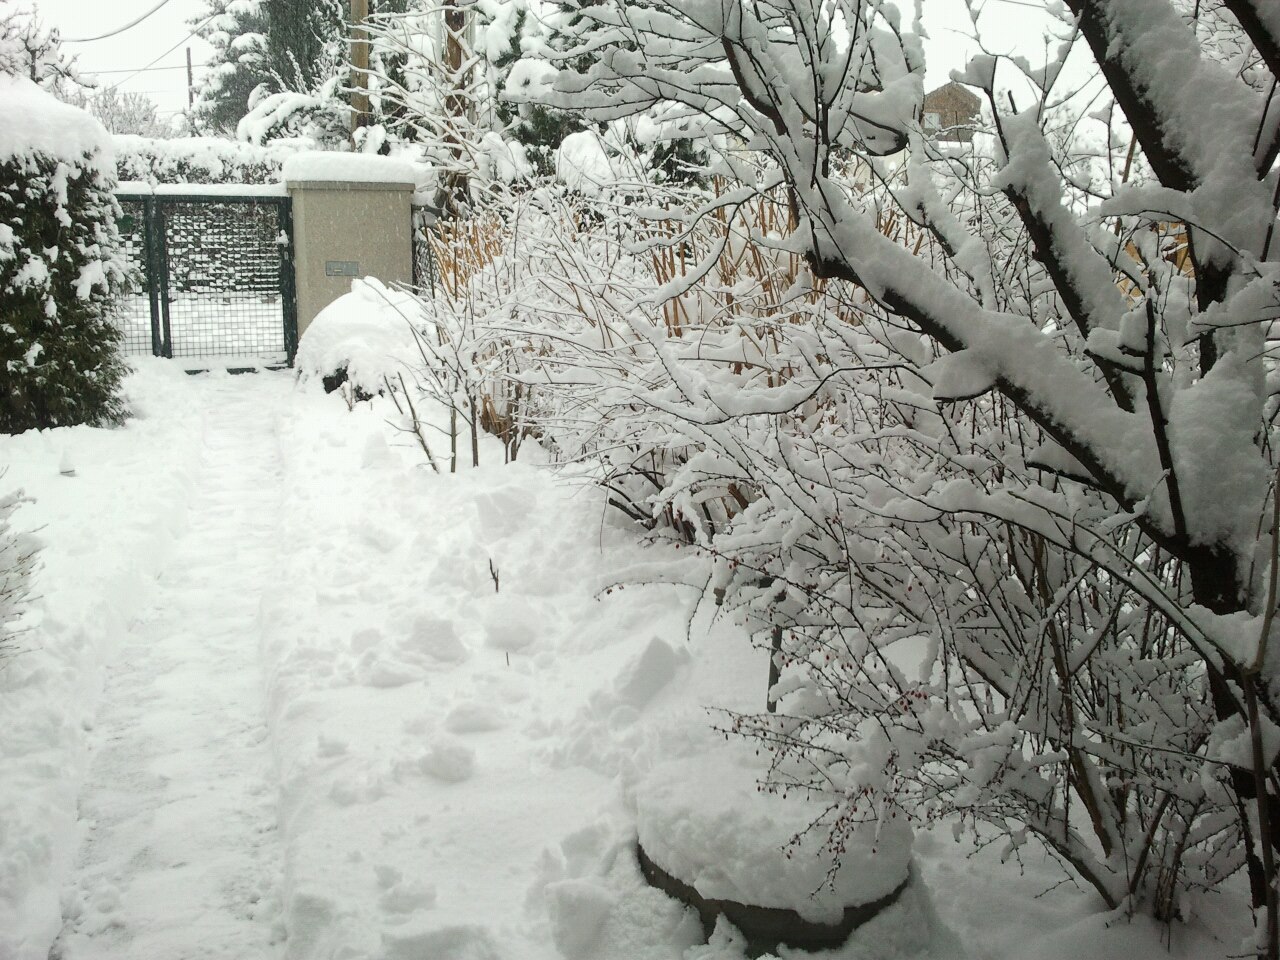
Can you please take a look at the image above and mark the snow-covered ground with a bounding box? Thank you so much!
[0,363,1250,960]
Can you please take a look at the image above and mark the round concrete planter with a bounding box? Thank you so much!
[637,841,910,957]
[634,748,913,957]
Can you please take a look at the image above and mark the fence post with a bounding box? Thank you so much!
[278,199,299,365]
[142,196,163,357]
[154,200,174,359]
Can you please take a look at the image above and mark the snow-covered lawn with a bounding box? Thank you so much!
[0,364,1249,960]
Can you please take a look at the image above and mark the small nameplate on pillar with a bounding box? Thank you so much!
[325,260,360,277]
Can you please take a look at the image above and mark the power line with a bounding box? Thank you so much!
[88,63,211,75]
[63,0,179,43]
[982,0,1054,10]
[103,12,219,93]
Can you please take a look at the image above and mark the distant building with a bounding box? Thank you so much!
[922,82,982,144]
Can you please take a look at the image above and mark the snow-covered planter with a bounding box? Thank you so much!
[0,75,128,433]
[634,745,912,955]
[295,277,422,399]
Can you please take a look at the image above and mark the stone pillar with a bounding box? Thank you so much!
[285,154,416,340]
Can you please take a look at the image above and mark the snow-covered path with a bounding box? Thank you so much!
[51,377,290,960]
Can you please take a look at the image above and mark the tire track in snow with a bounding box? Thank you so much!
[50,374,292,960]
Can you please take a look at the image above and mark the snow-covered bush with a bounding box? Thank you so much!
[532,0,1280,947]
[398,158,1254,929]
[362,3,540,212]
[295,277,421,401]
[381,0,1280,940]
[0,1,79,93]
[237,80,353,148]
[0,487,35,662]
[0,73,128,433]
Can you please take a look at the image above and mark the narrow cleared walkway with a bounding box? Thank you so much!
[51,376,292,960]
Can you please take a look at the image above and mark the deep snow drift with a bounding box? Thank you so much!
[0,362,1250,960]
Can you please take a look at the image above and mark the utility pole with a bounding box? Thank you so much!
[185,46,195,110]
[350,0,370,134]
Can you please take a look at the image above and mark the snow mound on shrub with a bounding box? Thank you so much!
[635,743,912,925]
[0,75,111,171]
[114,135,306,185]
[295,278,422,396]
[556,131,616,196]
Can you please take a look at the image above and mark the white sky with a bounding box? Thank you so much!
[27,0,1059,126]
[32,0,213,120]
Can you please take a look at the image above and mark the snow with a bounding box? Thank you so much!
[115,181,289,198]
[918,349,996,402]
[556,131,616,196]
[293,278,422,396]
[0,354,1252,960]
[113,135,306,186]
[281,151,420,187]
[636,743,913,925]
[0,75,112,174]
[0,363,211,959]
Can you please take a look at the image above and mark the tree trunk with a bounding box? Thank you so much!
[1188,547,1278,952]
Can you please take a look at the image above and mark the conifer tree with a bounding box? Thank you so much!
[0,7,128,433]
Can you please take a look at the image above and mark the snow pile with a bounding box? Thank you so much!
[113,135,307,186]
[0,75,111,173]
[555,131,616,196]
[478,130,533,184]
[282,151,420,186]
[636,745,913,925]
[294,278,423,396]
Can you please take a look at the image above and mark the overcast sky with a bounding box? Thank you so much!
[28,0,1057,126]
[32,0,213,120]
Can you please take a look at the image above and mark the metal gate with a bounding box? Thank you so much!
[114,192,298,367]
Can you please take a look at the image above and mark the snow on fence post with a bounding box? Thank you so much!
[282,153,417,340]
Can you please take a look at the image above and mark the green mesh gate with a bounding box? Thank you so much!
[114,192,298,367]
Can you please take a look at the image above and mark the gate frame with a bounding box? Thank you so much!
[117,190,300,366]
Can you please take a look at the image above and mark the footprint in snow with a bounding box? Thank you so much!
[375,866,437,915]
[443,702,505,734]
[417,739,475,783]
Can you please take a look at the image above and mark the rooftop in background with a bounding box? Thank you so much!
[923,82,982,144]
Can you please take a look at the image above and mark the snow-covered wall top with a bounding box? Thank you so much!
[282,152,419,187]
[0,75,112,172]
[114,135,309,186]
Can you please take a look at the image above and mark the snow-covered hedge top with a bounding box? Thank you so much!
[282,151,419,187]
[0,75,111,172]
[115,181,289,198]
[114,134,309,186]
